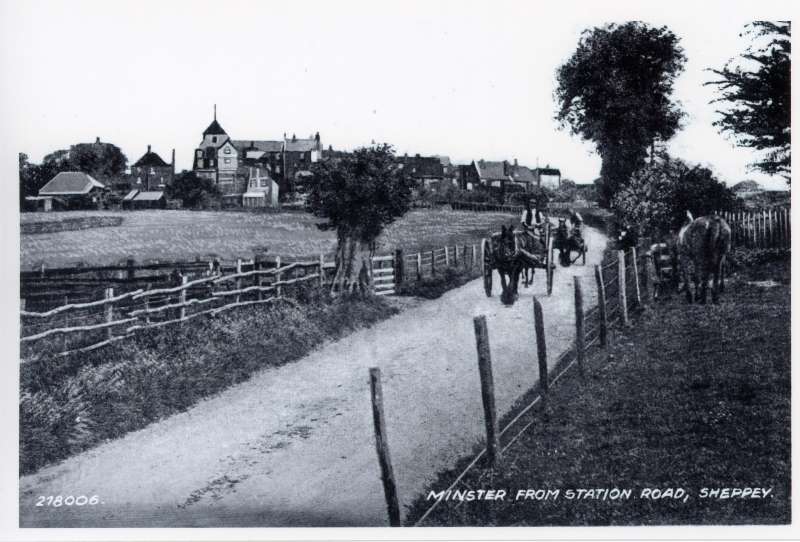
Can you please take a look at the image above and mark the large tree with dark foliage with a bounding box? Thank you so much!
[166,171,220,209]
[307,144,415,295]
[706,21,791,182]
[555,22,686,207]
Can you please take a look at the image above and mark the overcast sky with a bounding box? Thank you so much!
[1,0,793,188]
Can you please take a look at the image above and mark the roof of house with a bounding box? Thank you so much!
[535,167,561,176]
[232,140,284,153]
[285,138,320,152]
[397,155,445,178]
[133,191,165,201]
[511,165,536,184]
[39,172,106,195]
[476,161,511,181]
[133,147,169,168]
[203,119,227,136]
[123,189,139,201]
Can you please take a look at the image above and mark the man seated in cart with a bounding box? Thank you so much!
[568,208,584,240]
[521,199,546,237]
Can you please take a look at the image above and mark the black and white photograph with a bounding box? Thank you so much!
[0,0,796,538]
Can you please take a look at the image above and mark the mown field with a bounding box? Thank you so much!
[406,257,791,526]
[20,209,518,270]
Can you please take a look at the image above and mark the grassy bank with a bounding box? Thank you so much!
[20,292,398,475]
[406,256,790,526]
[396,266,482,299]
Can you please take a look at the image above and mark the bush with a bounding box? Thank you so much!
[612,155,738,239]
[20,294,397,474]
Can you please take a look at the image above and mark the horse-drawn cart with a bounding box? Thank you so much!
[481,223,556,302]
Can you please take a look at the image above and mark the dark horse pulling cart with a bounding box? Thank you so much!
[481,222,555,304]
[553,217,586,267]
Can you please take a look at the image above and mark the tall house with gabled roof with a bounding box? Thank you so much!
[132,145,174,191]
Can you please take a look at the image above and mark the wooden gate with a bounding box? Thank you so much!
[371,254,396,296]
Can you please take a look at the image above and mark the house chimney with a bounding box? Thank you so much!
[315,132,320,142]
[147,144,151,153]
[95,137,101,144]
[292,134,296,142]
[514,158,518,167]
[171,148,175,167]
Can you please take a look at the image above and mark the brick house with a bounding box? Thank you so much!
[283,133,323,194]
[396,154,445,187]
[131,145,175,191]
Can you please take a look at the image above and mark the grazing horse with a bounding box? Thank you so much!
[492,225,523,305]
[677,212,731,304]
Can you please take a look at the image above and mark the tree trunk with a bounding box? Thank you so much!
[330,234,374,296]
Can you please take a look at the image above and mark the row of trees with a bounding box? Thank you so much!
[555,20,790,240]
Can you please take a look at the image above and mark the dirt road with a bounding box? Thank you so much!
[20,227,607,527]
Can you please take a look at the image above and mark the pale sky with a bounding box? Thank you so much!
[0,0,794,188]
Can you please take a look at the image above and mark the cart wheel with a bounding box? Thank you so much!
[482,238,492,297]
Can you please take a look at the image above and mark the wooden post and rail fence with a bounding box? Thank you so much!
[371,245,652,526]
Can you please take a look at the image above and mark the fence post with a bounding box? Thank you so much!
[453,245,458,267]
[463,244,468,269]
[126,257,136,281]
[416,252,422,281]
[394,249,403,286]
[594,265,608,347]
[275,256,282,297]
[533,297,548,396]
[179,275,188,322]
[105,287,114,340]
[144,283,151,325]
[236,258,243,304]
[618,250,630,327]
[472,244,477,268]
[430,249,436,276]
[444,246,450,267]
[631,247,641,308]
[473,315,499,466]
[255,256,264,301]
[369,367,401,527]
[573,277,585,378]
[319,254,325,289]
[63,295,69,353]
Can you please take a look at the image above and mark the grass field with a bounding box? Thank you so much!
[406,258,790,526]
[20,209,518,270]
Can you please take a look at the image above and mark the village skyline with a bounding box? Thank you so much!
[3,0,793,189]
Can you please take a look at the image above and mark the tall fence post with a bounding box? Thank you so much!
[631,247,641,308]
[532,297,548,397]
[618,250,630,327]
[573,276,585,378]
[369,367,401,527]
[255,256,264,301]
[319,254,325,289]
[126,257,136,281]
[444,246,450,267]
[235,258,243,304]
[430,249,436,276]
[394,249,404,287]
[594,265,608,347]
[104,287,114,341]
[473,315,499,466]
[179,275,188,322]
[144,283,151,325]
[275,256,282,297]
[416,252,422,281]
[63,295,69,353]
[472,244,477,269]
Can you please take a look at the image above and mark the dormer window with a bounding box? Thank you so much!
[224,147,231,154]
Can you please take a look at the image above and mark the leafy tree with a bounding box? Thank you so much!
[166,171,221,209]
[307,144,415,295]
[612,154,738,240]
[706,21,791,181]
[555,22,686,207]
[552,178,578,202]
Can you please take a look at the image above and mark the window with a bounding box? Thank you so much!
[224,158,230,164]
[224,147,231,154]
[210,159,215,166]
[212,136,217,143]
[260,179,267,187]
[150,167,155,174]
